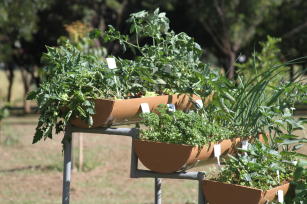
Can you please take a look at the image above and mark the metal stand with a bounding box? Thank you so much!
[62,128,72,204]
[61,126,206,204]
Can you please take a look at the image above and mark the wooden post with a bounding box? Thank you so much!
[79,133,84,171]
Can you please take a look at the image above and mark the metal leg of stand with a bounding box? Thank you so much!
[62,129,72,204]
[198,180,205,204]
[155,178,162,204]
[130,138,138,178]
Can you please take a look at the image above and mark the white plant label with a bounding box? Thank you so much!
[277,170,280,184]
[214,144,221,166]
[140,103,150,113]
[195,100,204,109]
[167,104,176,112]
[106,57,117,69]
[214,144,221,157]
[277,190,284,203]
[242,140,249,150]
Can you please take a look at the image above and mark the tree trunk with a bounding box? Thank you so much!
[289,65,294,82]
[20,67,31,113]
[224,51,236,80]
[6,63,14,103]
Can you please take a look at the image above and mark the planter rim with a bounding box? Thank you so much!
[133,138,207,148]
[203,179,290,192]
[135,136,246,148]
[87,94,197,102]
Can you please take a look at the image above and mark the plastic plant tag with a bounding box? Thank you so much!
[167,104,176,112]
[195,100,203,109]
[214,144,221,166]
[277,170,280,184]
[214,144,221,157]
[241,140,249,150]
[140,103,150,113]
[277,190,284,203]
[106,57,117,69]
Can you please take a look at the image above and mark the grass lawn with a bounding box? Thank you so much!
[0,116,202,204]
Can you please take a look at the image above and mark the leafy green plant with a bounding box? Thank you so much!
[140,105,233,146]
[0,105,9,121]
[28,9,213,143]
[217,141,296,190]
[285,160,307,203]
[27,42,112,143]
[96,8,212,97]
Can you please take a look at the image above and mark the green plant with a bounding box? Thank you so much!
[96,8,212,97]
[217,141,296,190]
[28,9,213,144]
[237,36,288,84]
[200,58,307,141]
[285,160,307,203]
[27,42,111,143]
[0,105,9,121]
[140,105,233,146]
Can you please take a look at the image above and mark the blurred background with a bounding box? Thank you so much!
[1,0,307,110]
[0,1,306,203]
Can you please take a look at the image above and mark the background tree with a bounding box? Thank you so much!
[256,0,307,75]
[0,0,51,112]
[0,0,306,112]
[186,0,284,79]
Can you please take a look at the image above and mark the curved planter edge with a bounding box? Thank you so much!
[202,180,290,204]
[133,137,244,174]
[70,94,199,128]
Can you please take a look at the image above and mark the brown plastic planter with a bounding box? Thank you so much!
[133,137,243,174]
[202,180,290,204]
[70,94,199,128]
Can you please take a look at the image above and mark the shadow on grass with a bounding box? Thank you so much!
[0,164,63,173]
[0,159,101,173]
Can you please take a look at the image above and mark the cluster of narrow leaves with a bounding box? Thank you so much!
[217,141,296,190]
[201,60,307,140]
[140,105,233,147]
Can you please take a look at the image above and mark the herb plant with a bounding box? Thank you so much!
[200,60,307,141]
[97,8,212,97]
[140,105,233,146]
[28,9,213,143]
[217,141,296,190]
[286,160,307,203]
[27,42,111,143]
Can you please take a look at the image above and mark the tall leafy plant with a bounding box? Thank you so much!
[28,9,214,143]
[95,8,212,97]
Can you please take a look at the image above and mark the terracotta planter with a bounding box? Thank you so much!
[70,94,199,128]
[202,180,290,204]
[133,137,243,174]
